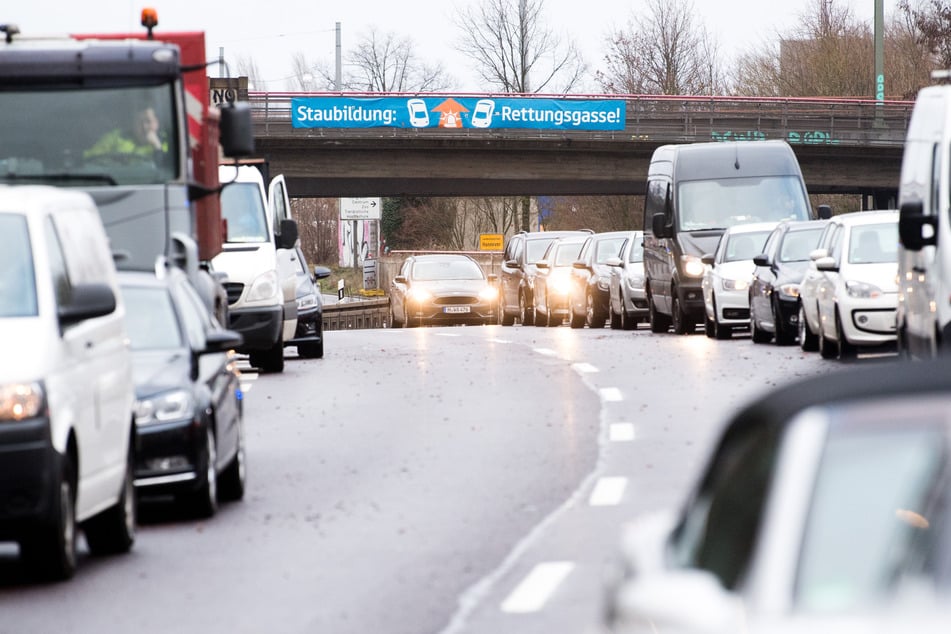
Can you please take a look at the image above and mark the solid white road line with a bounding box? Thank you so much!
[588,477,628,506]
[599,387,623,402]
[572,362,599,374]
[500,562,575,614]
[609,422,636,442]
[533,347,557,356]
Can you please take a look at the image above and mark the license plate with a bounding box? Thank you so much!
[443,306,470,314]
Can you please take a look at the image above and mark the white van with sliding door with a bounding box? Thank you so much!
[0,185,136,580]
[897,81,951,359]
[214,163,299,374]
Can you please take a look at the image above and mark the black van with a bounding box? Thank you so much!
[643,140,827,334]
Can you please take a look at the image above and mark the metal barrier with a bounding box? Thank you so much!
[323,298,389,331]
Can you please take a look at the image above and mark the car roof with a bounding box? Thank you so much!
[410,253,477,262]
[722,221,780,236]
[117,267,186,289]
[523,230,591,240]
[828,209,899,226]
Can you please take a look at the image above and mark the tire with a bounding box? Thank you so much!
[83,444,135,556]
[609,303,621,329]
[546,298,560,327]
[818,316,837,359]
[704,314,715,338]
[671,293,692,335]
[186,426,218,519]
[773,300,795,346]
[711,298,732,340]
[500,297,515,326]
[519,292,534,326]
[218,417,246,502]
[798,303,819,352]
[388,301,403,328]
[534,305,548,327]
[751,319,771,343]
[835,309,856,360]
[586,293,606,328]
[252,337,284,373]
[620,305,636,331]
[297,339,324,359]
[20,455,77,581]
[648,290,671,333]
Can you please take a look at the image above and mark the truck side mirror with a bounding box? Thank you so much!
[277,218,299,250]
[652,213,672,239]
[899,200,936,252]
[219,102,254,158]
[816,204,832,220]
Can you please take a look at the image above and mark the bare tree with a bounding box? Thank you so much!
[233,55,263,90]
[596,0,725,95]
[454,0,586,93]
[346,28,453,92]
[289,52,336,91]
[899,0,951,68]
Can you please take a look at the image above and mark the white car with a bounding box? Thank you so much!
[701,222,777,339]
[407,98,430,127]
[471,99,495,128]
[606,231,648,330]
[811,209,899,359]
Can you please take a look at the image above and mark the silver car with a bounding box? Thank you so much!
[606,231,647,330]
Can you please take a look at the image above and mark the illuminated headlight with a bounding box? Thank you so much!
[297,292,318,309]
[722,277,749,291]
[846,281,883,299]
[778,283,800,299]
[246,269,279,302]
[135,389,195,426]
[0,381,44,422]
[597,274,611,290]
[478,286,499,301]
[681,255,705,277]
[407,287,432,303]
[626,273,645,290]
[550,275,573,296]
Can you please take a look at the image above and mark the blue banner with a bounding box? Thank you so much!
[292,96,626,131]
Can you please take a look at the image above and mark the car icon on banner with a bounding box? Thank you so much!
[407,99,430,127]
[471,99,495,128]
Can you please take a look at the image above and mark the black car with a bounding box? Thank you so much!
[498,230,592,326]
[286,244,331,359]
[749,219,829,345]
[568,231,632,328]
[119,268,246,518]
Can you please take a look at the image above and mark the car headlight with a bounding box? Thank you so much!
[625,273,645,290]
[846,280,883,299]
[246,269,279,303]
[778,283,800,299]
[297,292,318,309]
[597,274,611,291]
[550,275,573,296]
[722,277,750,291]
[407,287,432,303]
[681,255,705,277]
[0,381,45,422]
[135,389,195,426]
[478,286,499,301]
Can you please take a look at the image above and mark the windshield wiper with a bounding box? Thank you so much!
[1,172,118,186]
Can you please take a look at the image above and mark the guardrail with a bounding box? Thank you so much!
[323,298,389,331]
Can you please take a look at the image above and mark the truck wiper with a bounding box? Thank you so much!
[0,172,118,186]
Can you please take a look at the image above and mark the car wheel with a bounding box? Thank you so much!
[648,288,671,333]
[818,316,837,359]
[83,440,135,556]
[798,303,819,352]
[671,292,693,335]
[187,426,219,519]
[751,319,771,343]
[388,300,403,328]
[499,297,514,326]
[534,305,548,327]
[586,293,606,328]
[609,303,621,329]
[519,292,534,326]
[20,454,77,581]
[546,298,560,327]
[835,308,856,360]
[772,300,794,346]
[704,313,715,338]
[218,417,246,502]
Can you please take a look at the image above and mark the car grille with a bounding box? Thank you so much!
[434,295,478,305]
[224,282,244,305]
[723,308,750,320]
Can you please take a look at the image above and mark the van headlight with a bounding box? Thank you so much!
[246,270,280,303]
[681,255,705,277]
[0,381,45,422]
[135,389,195,426]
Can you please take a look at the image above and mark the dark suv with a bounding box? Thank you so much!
[499,230,591,326]
[568,231,633,328]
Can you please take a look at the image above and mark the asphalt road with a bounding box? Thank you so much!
[0,323,859,634]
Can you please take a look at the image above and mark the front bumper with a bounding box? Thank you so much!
[229,305,283,352]
[713,287,751,325]
[406,298,497,325]
[133,418,205,496]
[0,416,58,538]
[287,305,322,345]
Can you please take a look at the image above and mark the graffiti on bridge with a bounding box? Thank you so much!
[711,130,840,145]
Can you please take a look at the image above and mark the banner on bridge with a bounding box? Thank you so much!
[292,96,626,131]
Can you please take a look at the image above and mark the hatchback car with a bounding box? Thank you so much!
[606,231,647,330]
[499,230,592,326]
[285,245,331,359]
[604,355,951,634]
[568,231,632,328]
[119,268,246,518]
[749,219,829,345]
[532,236,587,326]
[701,222,776,339]
[799,210,899,359]
[389,253,498,327]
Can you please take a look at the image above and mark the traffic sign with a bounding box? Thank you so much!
[479,233,504,251]
[340,197,382,220]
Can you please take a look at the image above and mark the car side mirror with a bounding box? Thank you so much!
[536,260,550,269]
[701,253,715,266]
[505,259,520,269]
[394,275,407,284]
[809,248,828,261]
[613,569,740,632]
[313,265,332,281]
[816,204,832,220]
[58,283,117,327]
[752,254,769,267]
[899,199,936,252]
[605,256,623,267]
[815,256,838,272]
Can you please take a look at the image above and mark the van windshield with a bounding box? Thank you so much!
[221,182,270,243]
[678,176,810,231]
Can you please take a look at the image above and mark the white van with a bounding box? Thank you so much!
[214,164,299,373]
[897,83,951,358]
[0,185,136,580]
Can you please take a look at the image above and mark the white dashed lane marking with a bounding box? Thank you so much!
[588,477,628,506]
[572,362,599,374]
[599,387,623,402]
[500,562,575,614]
[609,422,636,442]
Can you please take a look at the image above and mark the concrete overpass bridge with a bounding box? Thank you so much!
[249,92,914,206]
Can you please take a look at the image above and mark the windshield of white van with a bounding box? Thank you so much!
[678,176,810,231]
[0,213,38,317]
[221,182,270,243]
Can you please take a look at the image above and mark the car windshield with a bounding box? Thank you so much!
[553,242,584,266]
[779,228,826,263]
[678,176,811,231]
[848,222,898,264]
[724,231,771,262]
[795,425,946,613]
[121,285,186,350]
[0,213,38,318]
[0,84,179,186]
[595,238,627,263]
[221,183,270,243]
[412,259,484,281]
[527,238,558,263]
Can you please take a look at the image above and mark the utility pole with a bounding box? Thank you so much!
[874,0,885,130]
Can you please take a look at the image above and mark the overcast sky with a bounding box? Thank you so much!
[10,0,885,91]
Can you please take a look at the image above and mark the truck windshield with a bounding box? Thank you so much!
[678,176,810,231]
[0,84,179,186]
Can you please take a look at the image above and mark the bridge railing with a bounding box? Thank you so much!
[248,92,915,148]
